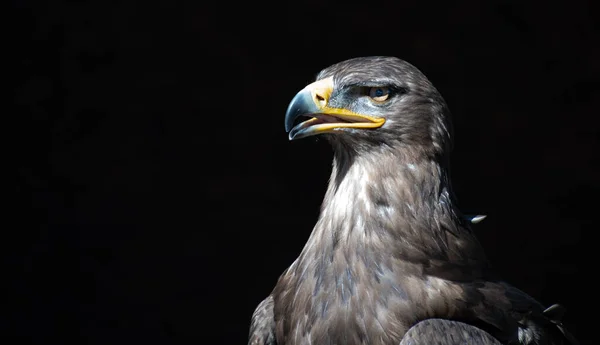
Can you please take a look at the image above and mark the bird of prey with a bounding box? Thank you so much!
[249,56,578,345]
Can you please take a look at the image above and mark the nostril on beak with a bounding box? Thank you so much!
[314,93,327,107]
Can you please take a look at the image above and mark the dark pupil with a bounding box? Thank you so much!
[375,88,384,97]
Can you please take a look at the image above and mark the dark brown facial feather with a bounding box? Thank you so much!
[318,56,453,159]
[249,56,578,345]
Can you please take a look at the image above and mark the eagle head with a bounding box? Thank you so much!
[285,56,453,156]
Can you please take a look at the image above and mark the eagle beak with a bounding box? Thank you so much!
[284,77,386,140]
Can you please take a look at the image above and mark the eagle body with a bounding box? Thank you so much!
[249,57,577,345]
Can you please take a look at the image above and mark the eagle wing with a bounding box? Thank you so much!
[400,319,502,345]
[249,295,276,345]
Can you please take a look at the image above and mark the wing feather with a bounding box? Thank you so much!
[249,296,276,345]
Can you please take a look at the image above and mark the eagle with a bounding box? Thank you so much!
[248,56,578,345]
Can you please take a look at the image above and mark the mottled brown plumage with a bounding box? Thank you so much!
[249,57,577,345]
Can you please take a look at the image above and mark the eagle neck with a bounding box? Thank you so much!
[299,143,487,267]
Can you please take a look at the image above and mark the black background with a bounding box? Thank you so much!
[11,1,598,344]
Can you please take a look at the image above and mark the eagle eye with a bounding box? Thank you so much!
[368,87,391,102]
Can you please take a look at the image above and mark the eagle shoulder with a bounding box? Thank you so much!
[249,295,276,345]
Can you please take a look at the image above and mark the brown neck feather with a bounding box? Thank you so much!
[299,143,489,274]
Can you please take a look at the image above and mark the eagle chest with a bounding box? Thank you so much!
[274,257,453,345]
